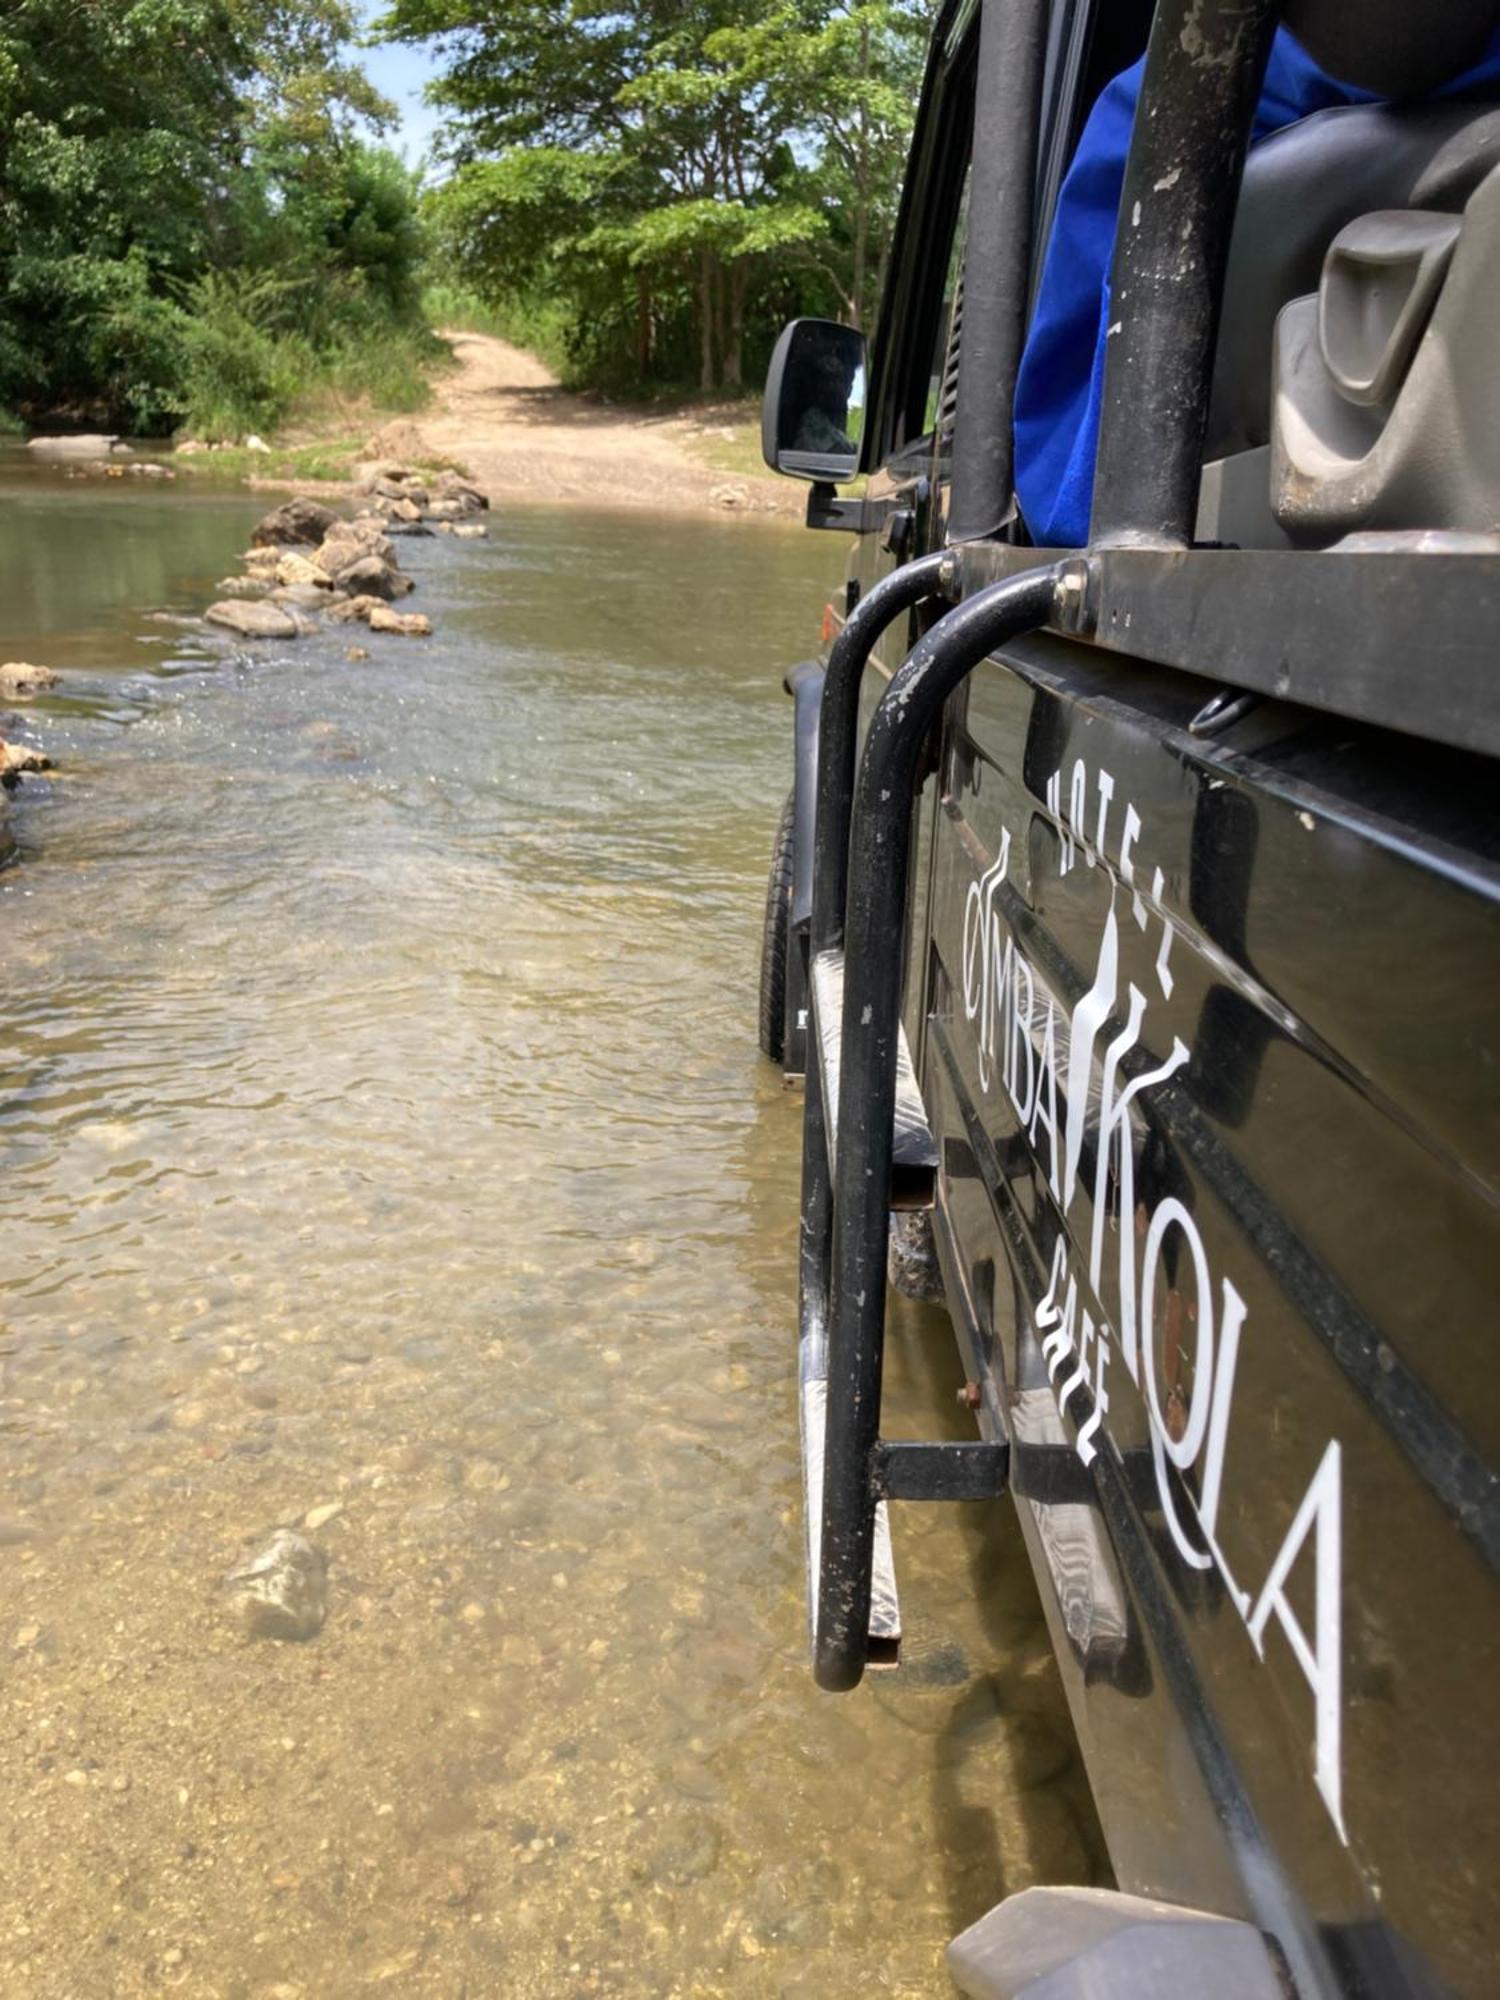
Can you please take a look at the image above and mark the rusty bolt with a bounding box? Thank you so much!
[1053,557,1096,636]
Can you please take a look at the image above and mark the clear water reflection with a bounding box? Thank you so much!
[0,465,1104,1998]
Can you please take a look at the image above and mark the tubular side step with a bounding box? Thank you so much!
[810,947,936,1205]
[799,1334,901,1667]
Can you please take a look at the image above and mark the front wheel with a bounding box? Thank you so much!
[758,789,795,1064]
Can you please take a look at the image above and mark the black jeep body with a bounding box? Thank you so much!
[759,2,1500,1994]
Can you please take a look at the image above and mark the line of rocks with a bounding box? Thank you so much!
[203,464,490,645]
[2,454,491,838]
[0,662,59,823]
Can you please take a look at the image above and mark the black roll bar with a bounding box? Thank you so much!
[947,0,1049,542]
[815,564,1063,1692]
[799,551,950,1362]
[809,551,951,958]
[1090,0,1281,546]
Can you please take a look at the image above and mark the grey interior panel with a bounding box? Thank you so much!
[1271,165,1500,539]
[1207,104,1500,461]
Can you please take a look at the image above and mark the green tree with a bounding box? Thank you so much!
[778,0,929,331]
[384,0,931,393]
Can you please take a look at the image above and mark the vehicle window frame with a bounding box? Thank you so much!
[862,9,978,474]
[1030,0,1154,306]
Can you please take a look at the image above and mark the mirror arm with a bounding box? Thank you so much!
[807,482,885,534]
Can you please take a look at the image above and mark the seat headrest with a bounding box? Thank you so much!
[1285,0,1499,98]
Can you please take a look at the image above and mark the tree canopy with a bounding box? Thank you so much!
[382,0,931,392]
[0,0,933,424]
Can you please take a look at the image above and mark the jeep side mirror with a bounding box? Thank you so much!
[761,318,867,483]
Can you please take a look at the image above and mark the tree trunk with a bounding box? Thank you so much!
[869,235,894,336]
[636,269,652,380]
[852,195,869,335]
[699,248,716,391]
[852,20,871,330]
[723,261,746,389]
[713,257,728,387]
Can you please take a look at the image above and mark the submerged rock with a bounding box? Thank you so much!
[327,594,386,626]
[27,433,118,458]
[225,1530,328,1642]
[367,607,432,637]
[0,739,52,779]
[205,600,301,640]
[0,662,59,697]
[250,497,339,549]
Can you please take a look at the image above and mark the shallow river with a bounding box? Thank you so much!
[0,459,1103,1998]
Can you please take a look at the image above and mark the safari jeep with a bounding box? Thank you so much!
[756,0,1500,1993]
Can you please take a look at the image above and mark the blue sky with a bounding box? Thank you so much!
[356,9,447,165]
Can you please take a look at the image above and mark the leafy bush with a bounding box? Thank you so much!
[173,271,306,438]
[0,2,435,435]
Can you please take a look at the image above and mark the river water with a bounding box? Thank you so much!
[0,457,1103,1998]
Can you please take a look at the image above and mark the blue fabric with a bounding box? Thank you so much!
[1012,29,1500,547]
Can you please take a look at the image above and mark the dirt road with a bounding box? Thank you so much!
[422,330,799,518]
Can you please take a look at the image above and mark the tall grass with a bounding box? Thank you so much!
[422,282,574,382]
[173,270,446,441]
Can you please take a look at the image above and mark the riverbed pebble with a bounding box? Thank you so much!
[224,1530,328,1642]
